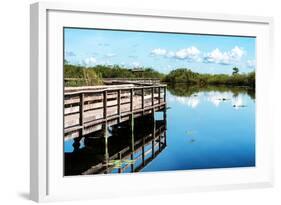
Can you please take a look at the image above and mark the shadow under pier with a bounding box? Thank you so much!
[64,114,167,176]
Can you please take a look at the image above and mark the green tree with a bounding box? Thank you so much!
[232,67,239,75]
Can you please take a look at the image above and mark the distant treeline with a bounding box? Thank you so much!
[64,63,255,87]
[167,83,255,100]
[64,64,164,86]
[163,68,255,87]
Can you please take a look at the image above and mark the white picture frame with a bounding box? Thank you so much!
[30,1,274,202]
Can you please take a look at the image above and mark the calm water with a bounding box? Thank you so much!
[64,84,255,175]
[143,84,255,172]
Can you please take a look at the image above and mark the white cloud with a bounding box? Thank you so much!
[166,51,175,58]
[150,46,247,67]
[174,46,200,60]
[65,51,76,57]
[105,53,116,57]
[246,60,256,69]
[82,57,97,67]
[150,48,167,56]
[132,62,141,67]
[150,46,201,61]
[204,46,245,65]
[230,46,244,60]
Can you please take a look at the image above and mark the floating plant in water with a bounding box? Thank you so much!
[108,159,135,169]
[186,130,197,143]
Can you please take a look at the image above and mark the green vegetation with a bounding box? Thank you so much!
[163,68,255,87]
[64,62,255,88]
[64,63,164,86]
[64,64,103,86]
[167,83,255,100]
[93,65,164,79]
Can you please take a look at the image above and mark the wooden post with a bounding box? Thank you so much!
[164,86,166,103]
[72,136,82,152]
[159,132,161,151]
[142,137,145,166]
[79,93,84,136]
[130,114,134,152]
[130,153,134,172]
[130,114,135,172]
[164,131,167,146]
[152,114,155,157]
[117,89,121,122]
[118,152,122,173]
[158,87,161,104]
[103,90,107,120]
[151,87,154,106]
[141,88,144,113]
[130,88,134,112]
[103,122,109,173]
[163,86,167,129]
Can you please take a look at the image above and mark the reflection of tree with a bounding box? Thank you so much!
[167,83,255,100]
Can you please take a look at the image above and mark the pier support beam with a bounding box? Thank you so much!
[102,122,109,173]
[72,136,82,152]
[130,113,135,172]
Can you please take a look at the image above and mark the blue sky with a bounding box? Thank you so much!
[64,28,256,74]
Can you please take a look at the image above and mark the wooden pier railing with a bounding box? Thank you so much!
[103,78,161,85]
[64,78,161,86]
[64,84,166,140]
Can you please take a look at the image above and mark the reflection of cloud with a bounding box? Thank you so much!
[169,91,247,110]
[232,96,244,109]
[171,95,200,108]
[207,92,232,107]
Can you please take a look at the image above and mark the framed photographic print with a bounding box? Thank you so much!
[30,1,274,202]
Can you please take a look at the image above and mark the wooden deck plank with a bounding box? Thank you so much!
[64,84,166,139]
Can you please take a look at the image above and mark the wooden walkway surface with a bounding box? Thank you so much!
[64,84,167,140]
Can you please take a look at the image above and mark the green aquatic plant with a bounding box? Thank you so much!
[108,159,136,169]
[186,130,194,136]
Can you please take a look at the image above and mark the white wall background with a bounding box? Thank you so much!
[0,0,280,204]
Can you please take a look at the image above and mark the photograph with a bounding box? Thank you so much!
[63,27,256,176]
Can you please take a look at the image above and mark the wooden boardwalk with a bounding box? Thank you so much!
[64,83,167,140]
[103,78,161,85]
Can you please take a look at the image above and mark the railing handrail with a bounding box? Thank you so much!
[103,78,160,80]
[65,84,167,96]
[64,77,161,81]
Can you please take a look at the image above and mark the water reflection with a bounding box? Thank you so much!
[64,83,255,174]
[168,84,255,109]
[64,115,167,176]
[168,83,255,99]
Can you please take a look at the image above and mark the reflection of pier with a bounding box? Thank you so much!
[64,116,167,175]
[64,83,167,140]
